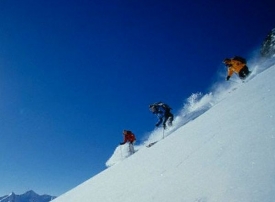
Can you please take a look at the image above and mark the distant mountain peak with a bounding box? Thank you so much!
[24,190,38,196]
[0,190,55,202]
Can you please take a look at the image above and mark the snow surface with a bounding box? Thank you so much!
[52,58,275,202]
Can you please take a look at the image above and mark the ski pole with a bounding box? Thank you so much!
[162,128,165,139]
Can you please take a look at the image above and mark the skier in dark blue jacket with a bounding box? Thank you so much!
[149,102,173,129]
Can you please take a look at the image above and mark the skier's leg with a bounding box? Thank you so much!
[129,142,135,154]
[162,116,168,129]
[168,113,174,126]
[239,69,246,79]
[239,66,250,79]
[163,110,172,129]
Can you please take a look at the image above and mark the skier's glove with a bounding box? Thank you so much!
[226,76,230,81]
[120,142,125,145]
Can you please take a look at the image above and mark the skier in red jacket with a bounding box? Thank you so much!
[120,130,136,154]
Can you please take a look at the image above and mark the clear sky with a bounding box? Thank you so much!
[0,0,274,196]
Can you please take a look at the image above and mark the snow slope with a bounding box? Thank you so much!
[52,60,275,202]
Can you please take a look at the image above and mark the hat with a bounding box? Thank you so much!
[223,58,230,64]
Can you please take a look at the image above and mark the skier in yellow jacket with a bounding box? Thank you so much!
[223,56,251,81]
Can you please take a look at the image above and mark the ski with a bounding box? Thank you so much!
[146,141,158,148]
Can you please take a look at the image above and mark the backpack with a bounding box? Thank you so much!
[156,102,172,111]
[149,102,172,113]
[233,56,247,64]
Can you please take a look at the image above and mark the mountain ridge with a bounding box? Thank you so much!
[0,190,55,202]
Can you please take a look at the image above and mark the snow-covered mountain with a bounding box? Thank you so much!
[261,28,275,58]
[50,55,275,202]
[0,190,55,202]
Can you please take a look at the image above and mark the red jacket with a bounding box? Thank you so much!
[121,131,136,144]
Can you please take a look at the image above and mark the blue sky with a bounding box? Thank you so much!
[0,0,274,196]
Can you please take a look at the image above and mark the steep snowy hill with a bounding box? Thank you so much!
[52,60,275,202]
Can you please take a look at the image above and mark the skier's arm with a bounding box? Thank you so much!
[227,68,234,77]
[120,136,127,145]
[155,116,163,127]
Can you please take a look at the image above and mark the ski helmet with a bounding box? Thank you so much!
[149,104,157,112]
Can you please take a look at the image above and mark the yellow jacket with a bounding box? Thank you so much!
[226,59,246,77]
